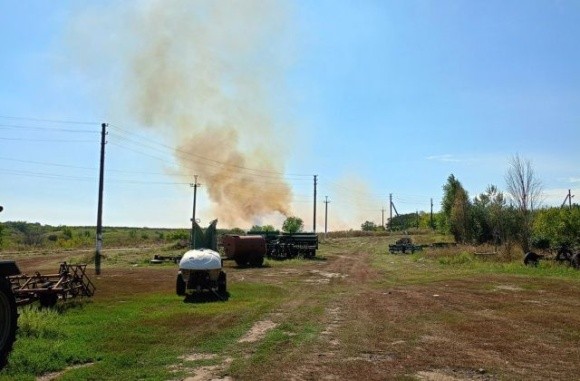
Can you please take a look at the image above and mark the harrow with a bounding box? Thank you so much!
[8,262,95,307]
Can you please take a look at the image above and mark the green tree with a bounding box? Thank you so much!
[388,213,421,231]
[361,221,377,231]
[441,174,471,242]
[282,217,304,234]
[450,187,470,243]
[533,206,580,248]
[249,224,276,232]
[441,174,462,232]
[471,185,507,244]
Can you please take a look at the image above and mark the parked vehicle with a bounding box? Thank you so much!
[175,219,227,299]
[0,260,19,369]
[222,235,266,267]
[176,248,227,297]
[0,206,17,368]
[388,237,423,254]
[248,231,319,259]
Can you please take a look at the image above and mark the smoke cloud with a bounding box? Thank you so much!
[328,174,385,231]
[70,0,296,227]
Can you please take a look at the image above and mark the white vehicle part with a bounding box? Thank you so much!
[179,249,222,271]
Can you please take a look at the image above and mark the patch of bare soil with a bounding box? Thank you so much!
[35,362,94,381]
[170,356,233,381]
[238,320,278,343]
[417,368,493,381]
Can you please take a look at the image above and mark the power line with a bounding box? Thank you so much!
[0,168,94,181]
[108,123,312,179]
[0,137,94,143]
[0,115,98,125]
[0,157,95,170]
[0,123,98,133]
[108,134,311,183]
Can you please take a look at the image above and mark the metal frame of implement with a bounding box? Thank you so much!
[8,262,95,307]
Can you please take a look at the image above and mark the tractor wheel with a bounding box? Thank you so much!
[39,293,58,308]
[556,248,572,262]
[217,271,227,295]
[176,274,186,296]
[524,252,540,266]
[0,277,17,369]
[571,253,580,270]
[234,253,249,267]
[249,252,264,267]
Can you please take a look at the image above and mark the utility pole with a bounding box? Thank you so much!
[324,196,330,238]
[389,193,393,231]
[190,175,201,249]
[313,175,318,232]
[95,122,107,275]
[562,189,574,210]
[381,208,385,229]
[430,198,434,230]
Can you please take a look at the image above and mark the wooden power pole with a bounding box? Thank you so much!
[313,175,318,232]
[190,175,201,249]
[95,122,107,275]
[324,196,330,238]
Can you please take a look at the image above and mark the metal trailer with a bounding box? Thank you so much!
[388,237,423,254]
[8,262,96,308]
[268,233,319,259]
[244,231,319,260]
[222,235,266,267]
[151,254,182,264]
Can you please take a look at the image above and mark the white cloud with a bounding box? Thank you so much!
[425,154,462,163]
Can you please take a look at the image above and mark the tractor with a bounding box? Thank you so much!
[0,206,18,369]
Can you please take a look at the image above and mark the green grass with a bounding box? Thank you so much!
[369,245,580,287]
[1,283,287,381]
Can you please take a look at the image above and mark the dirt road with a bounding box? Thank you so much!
[219,238,579,381]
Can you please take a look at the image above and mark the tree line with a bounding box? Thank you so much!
[372,155,579,252]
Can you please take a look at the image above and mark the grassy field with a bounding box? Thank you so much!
[0,234,578,380]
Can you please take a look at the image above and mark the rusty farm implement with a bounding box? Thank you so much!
[8,262,96,308]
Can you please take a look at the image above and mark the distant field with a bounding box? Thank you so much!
[0,234,578,380]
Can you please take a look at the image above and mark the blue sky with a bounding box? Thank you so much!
[1,0,579,230]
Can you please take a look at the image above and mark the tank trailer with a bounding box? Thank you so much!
[176,220,227,299]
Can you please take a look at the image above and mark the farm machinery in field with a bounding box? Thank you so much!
[176,220,227,300]
[388,237,424,254]
[245,231,319,260]
[176,248,227,298]
[1,205,94,368]
[222,234,266,267]
[268,232,319,259]
[524,244,580,269]
[0,260,19,369]
[0,206,18,368]
[220,231,319,268]
[7,262,96,308]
